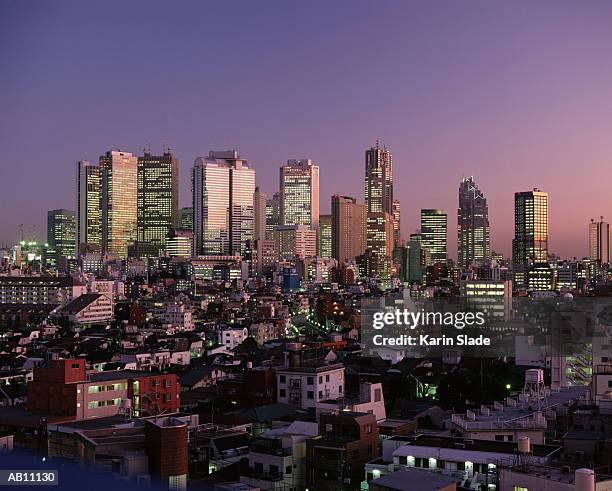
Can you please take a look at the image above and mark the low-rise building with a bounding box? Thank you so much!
[27,359,179,420]
[276,361,345,410]
[240,420,319,491]
[0,275,86,305]
[51,293,113,325]
[307,411,379,491]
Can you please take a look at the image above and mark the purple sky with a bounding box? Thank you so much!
[2,1,612,259]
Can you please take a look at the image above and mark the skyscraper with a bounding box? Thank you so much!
[365,143,393,215]
[420,209,447,264]
[179,207,193,231]
[317,214,332,259]
[192,150,255,256]
[279,159,319,230]
[75,160,101,251]
[401,232,428,284]
[331,195,366,264]
[365,143,394,278]
[254,187,267,242]
[265,192,280,240]
[512,189,548,266]
[47,209,76,258]
[99,150,138,258]
[457,176,490,267]
[392,199,401,250]
[137,150,179,250]
[589,217,609,264]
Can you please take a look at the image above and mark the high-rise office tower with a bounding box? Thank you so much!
[179,207,193,231]
[589,217,609,264]
[254,187,267,242]
[75,160,101,251]
[457,176,490,267]
[317,214,332,259]
[512,189,548,266]
[392,200,401,250]
[47,209,76,258]
[137,150,179,250]
[192,150,255,256]
[331,195,366,264]
[99,150,138,258]
[365,142,393,214]
[279,159,319,230]
[401,232,428,284]
[420,209,447,264]
[365,143,394,278]
[265,192,281,240]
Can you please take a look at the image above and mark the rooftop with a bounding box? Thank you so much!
[451,385,589,431]
[370,467,458,490]
[388,435,561,458]
[54,293,103,314]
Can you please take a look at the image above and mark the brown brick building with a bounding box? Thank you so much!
[27,358,180,420]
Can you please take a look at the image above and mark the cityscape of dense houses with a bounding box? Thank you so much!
[2,143,612,491]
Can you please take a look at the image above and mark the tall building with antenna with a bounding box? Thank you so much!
[364,142,393,279]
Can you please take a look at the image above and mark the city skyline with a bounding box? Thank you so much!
[4,1,612,258]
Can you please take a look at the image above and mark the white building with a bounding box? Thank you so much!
[218,327,249,350]
[365,435,560,489]
[276,362,345,410]
[51,293,113,325]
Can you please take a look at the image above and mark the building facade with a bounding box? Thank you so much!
[265,192,281,240]
[274,225,317,260]
[47,209,76,259]
[100,150,139,258]
[420,209,448,265]
[137,150,179,251]
[457,176,490,267]
[76,160,101,251]
[365,143,394,278]
[331,195,366,264]
[589,217,609,265]
[512,189,548,266]
[254,187,267,242]
[392,199,401,250]
[192,150,255,256]
[279,159,320,230]
[27,359,180,420]
[317,214,332,259]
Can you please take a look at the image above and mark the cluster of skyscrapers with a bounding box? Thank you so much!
[37,143,611,290]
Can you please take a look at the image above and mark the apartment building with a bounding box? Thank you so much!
[27,358,179,420]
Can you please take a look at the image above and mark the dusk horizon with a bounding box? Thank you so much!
[3,0,612,259]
